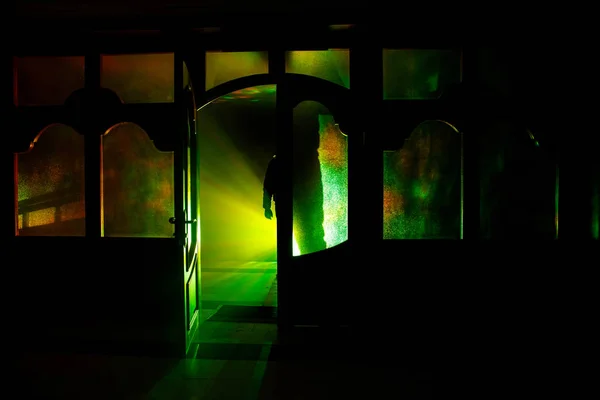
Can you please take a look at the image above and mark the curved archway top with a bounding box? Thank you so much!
[14,122,80,155]
[432,120,461,134]
[198,73,360,134]
[198,74,273,111]
[384,119,462,153]
[103,121,174,153]
[64,87,124,109]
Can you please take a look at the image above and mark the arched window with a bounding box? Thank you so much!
[15,124,85,236]
[285,50,350,89]
[479,122,557,239]
[384,121,462,239]
[102,122,174,237]
[205,51,269,91]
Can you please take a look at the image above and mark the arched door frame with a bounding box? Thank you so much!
[198,73,356,115]
[195,73,361,327]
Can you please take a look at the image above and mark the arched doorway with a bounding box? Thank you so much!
[194,73,359,328]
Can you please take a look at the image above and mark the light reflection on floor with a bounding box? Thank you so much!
[200,261,277,321]
[19,258,432,399]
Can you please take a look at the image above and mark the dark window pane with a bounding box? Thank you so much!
[479,122,558,239]
[101,53,174,103]
[14,56,85,106]
[383,49,461,100]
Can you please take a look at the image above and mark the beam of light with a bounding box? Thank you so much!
[199,87,349,259]
[198,92,277,263]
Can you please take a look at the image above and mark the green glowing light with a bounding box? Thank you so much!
[205,51,269,91]
[200,89,348,260]
[292,108,348,256]
[285,50,350,89]
[383,121,462,239]
[198,88,277,261]
[317,114,348,250]
[383,49,461,100]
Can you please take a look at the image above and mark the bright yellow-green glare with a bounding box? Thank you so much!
[198,98,276,262]
[205,51,269,91]
[285,50,350,88]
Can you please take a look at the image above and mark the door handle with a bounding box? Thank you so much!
[169,217,197,224]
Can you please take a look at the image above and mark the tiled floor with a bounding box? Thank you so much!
[18,263,431,399]
[200,261,277,321]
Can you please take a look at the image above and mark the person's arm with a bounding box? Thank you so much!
[263,188,272,210]
[263,157,276,218]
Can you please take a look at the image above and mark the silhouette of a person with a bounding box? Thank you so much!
[262,101,327,255]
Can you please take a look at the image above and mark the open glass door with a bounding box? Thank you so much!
[276,66,357,327]
[175,86,200,354]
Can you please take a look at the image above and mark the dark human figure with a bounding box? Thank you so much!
[263,101,327,255]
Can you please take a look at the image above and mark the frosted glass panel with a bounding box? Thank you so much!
[102,123,174,237]
[292,101,348,256]
[383,121,462,239]
[16,124,85,236]
[383,49,461,99]
[286,50,350,88]
[206,51,269,91]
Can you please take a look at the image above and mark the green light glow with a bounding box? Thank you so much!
[211,85,276,104]
[292,102,348,256]
[383,121,462,239]
[15,124,85,236]
[198,89,348,260]
[382,49,461,100]
[198,90,276,261]
[205,51,269,91]
[285,50,350,89]
[318,114,349,250]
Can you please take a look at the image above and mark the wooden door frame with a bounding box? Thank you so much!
[196,73,360,327]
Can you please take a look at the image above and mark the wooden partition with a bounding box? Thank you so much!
[13,237,185,356]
